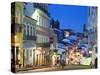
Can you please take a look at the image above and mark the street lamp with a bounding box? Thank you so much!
[14,35,17,42]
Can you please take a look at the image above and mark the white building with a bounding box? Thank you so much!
[23,16,37,67]
[25,3,50,66]
[87,7,97,65]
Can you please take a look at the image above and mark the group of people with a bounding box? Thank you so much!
[52,45,84,69]
[52,53,66,69]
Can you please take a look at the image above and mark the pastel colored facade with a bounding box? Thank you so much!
[23,16,37,67]
[11,2,51,71]
[87,7,97,47]
[11,2,24,72]
[50,28,58,65]
[50,28,57,50]
[87,7,97,65]
[30,3,50,66]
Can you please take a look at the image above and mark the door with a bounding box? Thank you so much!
[11,46,15,72]
[33,49,35,65]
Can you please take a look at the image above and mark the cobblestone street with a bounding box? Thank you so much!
[18,65,94,73]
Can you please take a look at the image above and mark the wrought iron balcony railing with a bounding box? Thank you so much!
[36,43,50,47]
[23,35,37,41]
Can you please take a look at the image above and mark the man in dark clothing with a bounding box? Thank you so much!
[95,57,97,68]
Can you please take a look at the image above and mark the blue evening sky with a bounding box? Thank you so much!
[48,4,89,33]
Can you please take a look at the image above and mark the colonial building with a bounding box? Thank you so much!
[11,2,24,72]
[31,3,50,66]
[87,7,97,65]
[23,16,37,68]
[49,28,58,66]
[17,2,50,66]
[50,28,57,50]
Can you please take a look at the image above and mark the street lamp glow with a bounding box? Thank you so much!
[36,50,40,54]
[14,35,17,40]
[65,32,70,37]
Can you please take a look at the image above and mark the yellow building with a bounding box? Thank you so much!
[11,2,24,72]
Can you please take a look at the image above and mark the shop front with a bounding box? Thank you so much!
[35,47,50,67]
[52,50,58,66]
[11,33,23,72]
[11,44,20,72]
[23,40,36,68]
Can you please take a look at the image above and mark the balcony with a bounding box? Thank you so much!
[23,35,37,41]
[36,43,50,47]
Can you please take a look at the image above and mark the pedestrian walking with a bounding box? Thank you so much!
[61,59,65,69]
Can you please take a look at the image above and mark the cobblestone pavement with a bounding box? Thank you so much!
[17,65,94,73]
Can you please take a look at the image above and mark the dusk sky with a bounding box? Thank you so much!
[48,4,89,33]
